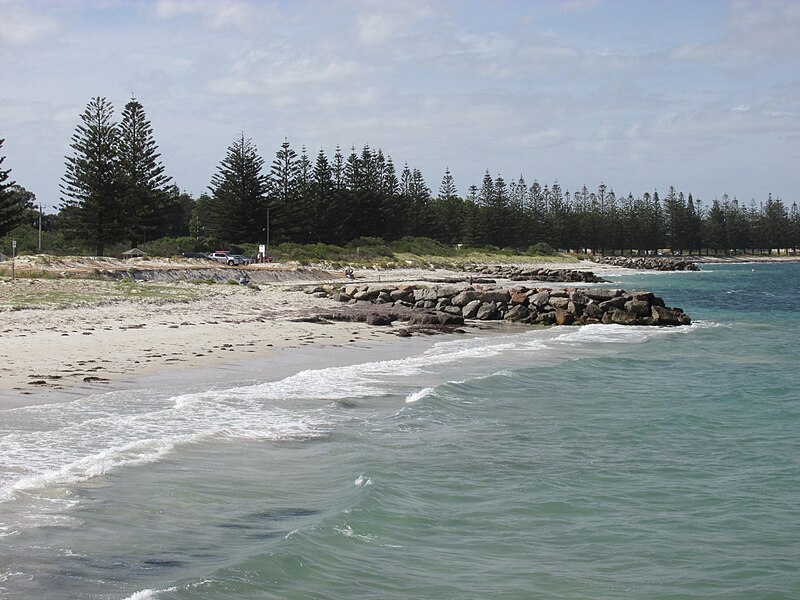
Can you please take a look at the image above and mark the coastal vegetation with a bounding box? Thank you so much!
[2,97,800,260]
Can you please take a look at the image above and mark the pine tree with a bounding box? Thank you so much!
[268,138,299,242]
[60,97,123,255]
[438,168,457,201]
[310,148,337,243]
[705,198,727,253]
[432,168,462,244]
[407,167,432,238]
[294,145,313,242]
[207,133,269,243]
[118,97,172,245]
[0,135,27,237]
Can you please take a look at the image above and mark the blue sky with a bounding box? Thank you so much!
[1,0,798,212]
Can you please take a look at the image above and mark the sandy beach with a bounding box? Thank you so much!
[0,257,637,406]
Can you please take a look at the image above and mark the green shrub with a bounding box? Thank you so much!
[527,242,557,256]
[390,236,457,256]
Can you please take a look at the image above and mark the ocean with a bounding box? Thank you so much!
[2,262,799,599]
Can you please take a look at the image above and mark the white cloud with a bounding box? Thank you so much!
[0,2,59,45]
[355,3,434,45]
[153,0,270,30]
[669,0,800,65]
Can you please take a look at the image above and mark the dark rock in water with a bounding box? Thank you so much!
[476,301,499,320]
[504,305,530,322]
[462,299,482,319]
[652,305,691,325]
[611,309,638,325]
[538,311,556,324]
[555,308,574,325]
[624,299,651,317]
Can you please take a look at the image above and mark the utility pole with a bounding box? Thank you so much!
[266,207,270,248]
[38,204,42,253]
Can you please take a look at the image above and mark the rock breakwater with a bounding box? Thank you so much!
[592,256,699,271]
[465,266,607,282]
[307,282,691,327]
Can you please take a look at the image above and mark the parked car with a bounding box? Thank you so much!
[207,251,242,266]
[228,254,253,265]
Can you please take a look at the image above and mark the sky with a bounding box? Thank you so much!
[1,0,799,212]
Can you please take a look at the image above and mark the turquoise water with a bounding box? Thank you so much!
[2,263,799,599]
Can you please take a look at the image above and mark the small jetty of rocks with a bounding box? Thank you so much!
[465,266,607,282]
[306,282,691,328]
[592,256,699,271]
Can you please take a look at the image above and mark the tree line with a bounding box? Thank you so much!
[2,96,800,256]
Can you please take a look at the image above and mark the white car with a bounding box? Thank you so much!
[207,252,242,266]
[228,254,253,265]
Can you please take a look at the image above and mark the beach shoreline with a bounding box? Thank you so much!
[1,254,750,408]
[4,261,608,408]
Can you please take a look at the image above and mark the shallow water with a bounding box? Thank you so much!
[2,263,799,599]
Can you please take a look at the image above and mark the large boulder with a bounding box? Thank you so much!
[555,308,574,325]
[462,299,482,319]
[624,299,651,317]
[476,289,511,304]
[651,305,690,325]
[584,302,604,319]
[611,308,638,325]
[504,305,530,322]
[509,289,530,305]
[451,289,482,307]
[353,289,376,301]
[529,290,551,309]
[408,312,464,326]
[537,311,556,324]
[584,288,620,302]
[476,301,499,320]
[599,296,627,311]
[435,284,470,298]
[390,289,412,302]
[413,287,439,302]
[567,301,585,317]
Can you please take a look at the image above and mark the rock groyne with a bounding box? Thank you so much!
[592,256,699,271]
[465,266,607,283]
[307,283,691,328]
